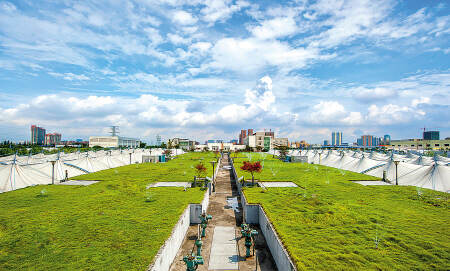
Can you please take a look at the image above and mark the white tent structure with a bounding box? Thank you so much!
[271,148,450,193]
[0,148,184,193]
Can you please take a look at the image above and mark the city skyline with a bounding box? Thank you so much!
[0,0,449,143]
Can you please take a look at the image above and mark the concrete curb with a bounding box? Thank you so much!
[147,187,210,271]
[230,157,298,271]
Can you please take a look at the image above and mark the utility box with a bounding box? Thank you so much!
[159,155,166,163]
[291,156,308,163]
[142,155,158,163]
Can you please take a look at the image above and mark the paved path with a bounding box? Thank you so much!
[170,153,276,271]
[208,226,239,270]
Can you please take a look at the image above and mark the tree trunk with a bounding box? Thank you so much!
[251,173,254,186]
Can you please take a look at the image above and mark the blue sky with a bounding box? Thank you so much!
[0,0,449,144]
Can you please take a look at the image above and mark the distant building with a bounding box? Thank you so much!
[324,140,329,146]
[242,129,286,150]
[207,140,216,143]
[31,125,46,145]
[390,138,450,150]
[372,137,382,146]
[331,132,342,146]
[291,140,309,148]
[357,135,383,147]
[383,134,391,145]
[230,139,238,144]
[239,130,247,145]
[89,136,140,148]
[45,133,61,145]
[156,135,162,146]
[168,138,195,150]
[423,131,439,140]
[359,135,373,147]
[207,142,246,152]
[272,138,289,148]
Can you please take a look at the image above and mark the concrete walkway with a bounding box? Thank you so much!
[169,153,277,271]
[208,226,239,270]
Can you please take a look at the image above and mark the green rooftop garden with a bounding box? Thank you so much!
[0,152,214,270]
[234,152,450,270]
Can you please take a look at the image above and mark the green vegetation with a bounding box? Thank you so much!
[0,141,92,156]
[0,152,214,270]
[235,152,450,270]
[75,151,216,182]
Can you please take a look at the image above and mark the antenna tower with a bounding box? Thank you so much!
[110,126,120,136]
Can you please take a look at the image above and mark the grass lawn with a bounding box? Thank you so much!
[0,152,215,270]
[234,152,450,270]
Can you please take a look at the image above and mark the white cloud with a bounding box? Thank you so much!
[308,101,363,126]
[208,37,332,73]
[411,97,430,107]
[172,10,198,25]
[367,104,424,125]
[49,72,90,81]
[167,33,190,45]
[352,87,397,102]
[191,41,212,52]
[200,0,250,24]
[249,17,297,40]
[143,27,164,45]
[244,76,275,111]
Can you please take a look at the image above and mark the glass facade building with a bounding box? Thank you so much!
[331,132,342,146]
[31,125,46,145]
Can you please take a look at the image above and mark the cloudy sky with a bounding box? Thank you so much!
[0,0,449,144]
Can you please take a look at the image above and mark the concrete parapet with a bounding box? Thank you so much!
[259,206,297,270]
[148,187,210,271]
[147,205,190,271]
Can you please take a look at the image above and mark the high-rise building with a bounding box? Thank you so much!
[383,134,391,145]
[331,132,342,146]
[372,137,382,146]
[156,135,161,146]
[423,131,439,140]
[360,135,373,147]
[324,140,329,146]
[247,129,254,136]
[357,135,383,147]
[31,125,46,145]
[239,130,246,145]
[45,133,62,145]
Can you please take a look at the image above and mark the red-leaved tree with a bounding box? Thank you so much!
[240,161,262,186]
[163,149,172,157]
[195,163,207,178]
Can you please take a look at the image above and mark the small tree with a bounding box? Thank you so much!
[277,146,289,160]
[163,149,172,157]
[240,161,262,186]
[195,163,207,178]
[195,163,208,188]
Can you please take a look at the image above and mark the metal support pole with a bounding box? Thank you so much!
[394,160,399,185]
[210,161,216,192]
[129,152,132,165]
[51,161,56,184]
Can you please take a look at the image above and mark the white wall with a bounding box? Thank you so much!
[148,188,210,271]
[147,206,190,271]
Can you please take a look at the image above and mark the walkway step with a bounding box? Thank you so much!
[208,226,239,270]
